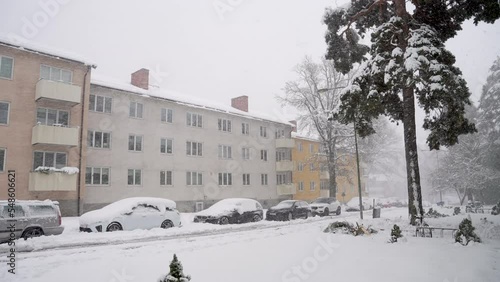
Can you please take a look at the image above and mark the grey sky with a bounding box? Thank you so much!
[1,0,499,122]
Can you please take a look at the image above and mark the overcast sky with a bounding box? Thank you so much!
[1,0,499,123]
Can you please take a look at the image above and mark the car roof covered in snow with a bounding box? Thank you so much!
[196,198,261,217]
[0,199,59,206]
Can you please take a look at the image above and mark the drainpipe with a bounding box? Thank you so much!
[77,65,94,216]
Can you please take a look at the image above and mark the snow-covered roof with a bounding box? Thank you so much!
[91,74,293,126]
[0,35,96,66]
[292,132,321,143]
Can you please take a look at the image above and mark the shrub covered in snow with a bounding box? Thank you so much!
[425,208,448,218]
[323,221,377,236]
[390,224,403,243]
[453,207,461,216]
[455,218,481,246]
[158,254,191,282]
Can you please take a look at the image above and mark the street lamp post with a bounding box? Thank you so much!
[354,118,364,220]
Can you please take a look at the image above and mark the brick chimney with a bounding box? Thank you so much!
[131,68,149,90]
[231,95,248,112]
[289,120,297,132]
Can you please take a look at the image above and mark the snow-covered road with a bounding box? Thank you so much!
[1,208,499,282]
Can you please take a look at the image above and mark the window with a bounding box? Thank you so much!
[276,172,292,185]
[218,172,232,186]
[298,142,303,152]
[243,173,250,186]
[85,167,110,185]
[242,123,249,135]
[218,118,232,132]
[186,141,203,156]
[129,102,143,118]
[33,151,66,170]
[275,129,285,139]
[40,65,72,83]
[260,126,267,138]
[298,162,304,171]
[0,56,13,79]
[298,182,304,191]
[276,149,291,162]
[186,112,203,128]
[128,135,143,152]
[261,173,268,185]
[320,180,329,190]
[88,130,111,149]
[0,148,5,172]
[309,144,314,153]
[0,102,9,125]
[195,202,204,212]
[127,169,141,185]
[321,164,328,172]
[89,95,112,113]
[218,145,232,159]
[310,163,315,171]
[161,108,173,123]
[160,138,173,154]
[242,147,250,160]
[1,205,24,218]
[160,170,173,186]
[260,150,268,161]
[310,181,316,191]
[37,108,69,126]
[186,171,203,186]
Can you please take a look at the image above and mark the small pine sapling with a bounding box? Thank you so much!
[159,254,191,282]
[453,207,461,216]
[455,218,481,246]
[390,224,403,243]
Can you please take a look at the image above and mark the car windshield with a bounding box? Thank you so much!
[312,198,331,204]
[274,201,295,209]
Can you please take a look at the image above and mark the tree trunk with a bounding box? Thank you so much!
[328,144,338,198]
[396,0,424,225]
[402,86,424,225]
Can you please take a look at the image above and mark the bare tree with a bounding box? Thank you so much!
[278,57,356,198]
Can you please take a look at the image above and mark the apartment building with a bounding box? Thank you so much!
[84,69,295,212]
[0,39,95,216]
[291,134,368,203]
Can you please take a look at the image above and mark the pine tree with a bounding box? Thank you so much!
[159,254,191,282]
[323,0,500,224]
[455,218,481,246]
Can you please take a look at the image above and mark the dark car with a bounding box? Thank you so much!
[266,200,311,221]
[193,198,263,225]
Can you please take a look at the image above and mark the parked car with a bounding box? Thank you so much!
[266,200,311,221]
[79,197,180,232]
[310,197,341,216]
[193,198,263,225]
[0,200,64,243]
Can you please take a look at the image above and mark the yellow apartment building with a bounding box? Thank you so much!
[292,135,367,203]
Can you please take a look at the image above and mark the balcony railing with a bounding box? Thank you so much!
[28,172,77,191]
[277,184,296,195]
[32,124,79,146]
[35,79,81,106]
[276,160,294,172]
[320,171,329,179]
[275,138,295,148]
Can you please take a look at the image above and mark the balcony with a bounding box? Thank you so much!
[275,138,295,148]
[35,79,81,106]
[320,171,329,179]
[28,172,77,192]
[316,153,328,162]
[276,160,294,172]
[277,184,296,195]
[32,124,79,146]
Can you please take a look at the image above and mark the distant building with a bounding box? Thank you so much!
[0,38,95,216]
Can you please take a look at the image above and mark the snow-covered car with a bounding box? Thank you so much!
[0,200,64,243]
[79,197,180,232]
[193,198,263,225]
[346,197,374,211]
[266,200,311,221]
[310,197,341,216]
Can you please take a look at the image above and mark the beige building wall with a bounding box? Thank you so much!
[0,43,91,216]
[84,84,293,212]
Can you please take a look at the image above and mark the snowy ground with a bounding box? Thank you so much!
[1,207,499,282]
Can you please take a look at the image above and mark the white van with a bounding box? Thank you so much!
[0,200,64,243]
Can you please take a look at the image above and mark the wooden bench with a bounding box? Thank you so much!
[415,226,458,238]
